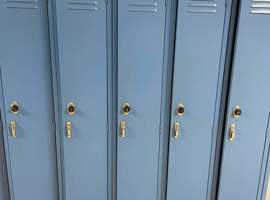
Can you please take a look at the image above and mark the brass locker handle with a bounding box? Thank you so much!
[10,121,16,139]
[266,175,270,200]
[173,122,180,139]
[229,124,236,141]
[66,121,72,139]
[120,121,126,138]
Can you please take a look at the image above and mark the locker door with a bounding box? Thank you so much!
[0,0,58,200]
[166,0,227,199]
[218,0,270,199]
[52,0,108,199]
[117,0,166,200]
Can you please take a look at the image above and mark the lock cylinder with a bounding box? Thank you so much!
[122,102,131,116]
[67,102,76,116]
[232,105,241,118]
[10,101,20,114]
[176,103,185,116]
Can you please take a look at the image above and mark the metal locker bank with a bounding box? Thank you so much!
[0,0,270,200]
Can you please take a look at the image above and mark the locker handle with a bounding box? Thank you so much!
[10,121,16,139]
[229,124,236,141]
[120,121,126,138]
[266,175,270,200]
[66,121,72,139]
[173,122,180,139]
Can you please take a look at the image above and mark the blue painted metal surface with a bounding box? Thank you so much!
[117,0,167,200]
[166,0,228,199]
[51,0,108,199]
[0,0,58,199]
[218,0,270,199]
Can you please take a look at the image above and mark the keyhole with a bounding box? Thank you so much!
[67,102,76,116]
[10,102,20,114]
[176,104,185,116]
[122,103,131,116]
[233,105,241,118]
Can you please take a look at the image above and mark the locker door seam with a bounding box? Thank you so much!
[206,1,230,199]
[156,1,170,200]
[0,67,13,200]
[46,1,64,199]
[47,1,66,199]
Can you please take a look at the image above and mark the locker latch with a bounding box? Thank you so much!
[10,120,16,139]
[66,121,72,139]
[120,121,126,138]
[229,124,236,141]
[173,122,180,139]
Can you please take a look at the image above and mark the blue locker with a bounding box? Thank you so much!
[166,0,229,199]
[218,0,270,199]
[117,0,167,200]
[50,0,109,199]
[0,0,58,200]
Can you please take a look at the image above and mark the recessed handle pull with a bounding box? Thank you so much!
[10,121,17,139]
[229,124,236,141]
[173,122,180,139]
[120,121,126,138]
[66,121,72,139]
